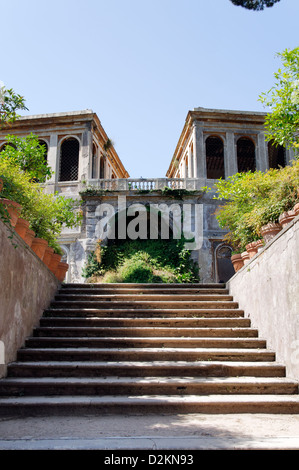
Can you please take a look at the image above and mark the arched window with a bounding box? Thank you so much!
[100,155,105,179]
[59,138,79,182]
[205,136,225,179]
[0,142,16,152]
[237,137,256,172]
[268,140,286,169]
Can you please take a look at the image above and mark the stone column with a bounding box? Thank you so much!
[48,134,58,181]
[79,127,92,181]
[257,132,268,172]
[192,122,206,178]
[225,131,238,176]
[187,145,193,178]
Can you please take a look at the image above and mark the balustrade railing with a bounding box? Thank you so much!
[85,177,204,191]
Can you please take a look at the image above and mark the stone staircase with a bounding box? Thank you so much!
[0,282,299,416]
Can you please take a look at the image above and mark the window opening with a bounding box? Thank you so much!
[237,137,256,172]
[59,138,79,181]
[205,136,225,179]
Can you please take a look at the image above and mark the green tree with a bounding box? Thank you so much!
[230,0,281,10]
[0,134,52,182]
[0,81,28,127]
[259,47,299,149]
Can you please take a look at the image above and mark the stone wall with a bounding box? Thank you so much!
[0,220,60,377]
[227,216,299,381]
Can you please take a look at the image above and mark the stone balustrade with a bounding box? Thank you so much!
[84,177,205,192]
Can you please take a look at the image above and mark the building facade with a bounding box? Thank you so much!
[1,107,295,283]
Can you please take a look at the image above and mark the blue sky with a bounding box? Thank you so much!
[1,0,298,177]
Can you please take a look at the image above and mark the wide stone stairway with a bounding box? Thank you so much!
[0,282,299,416]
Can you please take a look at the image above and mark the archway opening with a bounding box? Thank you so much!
[237,137,256,172]
[206,136,225,179]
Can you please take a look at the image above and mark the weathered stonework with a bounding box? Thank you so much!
[1,106,296,283]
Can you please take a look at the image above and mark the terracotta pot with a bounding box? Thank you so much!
[241,251,250,264]
[24,229,35,247]
[31,238,48,260]
[279,210,296,228]
[43,246,54,267]
[231,254,244,272]
[55,262,69,282]
[0,198,22,227]
[255,239,264,252]
[260,222,282,244]
[48,253,62,275]
[246,242,258,259]
[14,218,30,241]
[293,203,299,217]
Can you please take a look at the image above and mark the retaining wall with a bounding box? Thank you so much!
[0,220,60,377]
[227,216,299,381]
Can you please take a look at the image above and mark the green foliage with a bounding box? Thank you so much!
[82,238,200,283]
[259,47,299,149]
[230,0,280,10]
[1,134,52,182]
[0,156,82,252]
[213,160,299,252]
[160,186,197,200]
[0,83,28,126]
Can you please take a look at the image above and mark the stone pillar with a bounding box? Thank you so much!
[257,132,268,172]
[193,122,206,178]
[225,131,238,176]
[181,156,187,178]
[48,134,58,183]
[79,127,92,181]
[188,145,193,178]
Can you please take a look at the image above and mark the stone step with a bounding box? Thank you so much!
[24,336,267,349]
[32,326,259,338]
[7,361,287,378]
[44,308,244,317]
[1,395,299,416]
[17,347,276,362]
[0,376,297,397]
[54,294,234,302]
[59,288,230,295]
[40,316,251,328]
[61,283,226,289]
[50,300,239,310]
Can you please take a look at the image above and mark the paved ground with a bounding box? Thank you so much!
[0,413,299,450]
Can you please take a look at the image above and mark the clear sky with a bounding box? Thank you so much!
[1,0,298,178]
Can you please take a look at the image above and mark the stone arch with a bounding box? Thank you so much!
[215,243,234,283]
[237,136,256,172]
[205,135,225,179]
[268,140,286,169]
[58,136,80,182]
[95,203,178,247]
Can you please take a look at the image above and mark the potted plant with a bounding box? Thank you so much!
[279,210,296,228]
[260,222,282,243]
[0,198,22,227]
[31,237,48,260]
[14,218,30,241]
[231,253,244,272]
[55,262,69,282]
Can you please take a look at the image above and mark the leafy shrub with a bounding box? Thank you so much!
[82,238,199,283]
[213,159,299,252]
[0,153,81,253]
